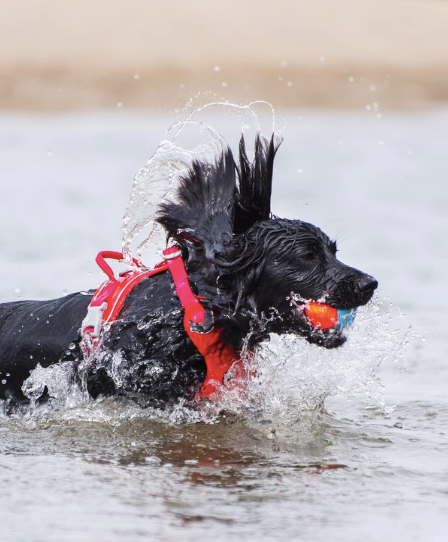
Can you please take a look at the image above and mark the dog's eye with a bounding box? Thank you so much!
[302,242,319,261]
[302,252,315,261]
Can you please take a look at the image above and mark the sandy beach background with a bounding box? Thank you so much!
[2,0,448,111]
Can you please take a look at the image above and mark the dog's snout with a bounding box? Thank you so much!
[358,275,378,292]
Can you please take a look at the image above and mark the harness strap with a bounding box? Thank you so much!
[80,252,168,342]
[162,247,243,396]
[80,247,244,398]
[162,246,206,325]
[183,315,243,397]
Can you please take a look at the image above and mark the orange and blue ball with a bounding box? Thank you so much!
[304,302,357,330]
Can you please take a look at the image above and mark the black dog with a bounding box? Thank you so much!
[0,134,377,407]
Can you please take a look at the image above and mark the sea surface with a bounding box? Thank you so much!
[0,107,447,541]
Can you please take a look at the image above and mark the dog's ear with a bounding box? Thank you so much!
[234,133,283,234]
[156,149,236,260]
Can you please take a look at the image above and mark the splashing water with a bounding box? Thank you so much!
[12,105,413,428]
[121,101,278,265]
[17,296,413,429]
[203,297,411,424]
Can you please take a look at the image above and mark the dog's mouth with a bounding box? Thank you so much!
[289,294,358,349]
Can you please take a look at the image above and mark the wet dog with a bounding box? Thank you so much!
[0,134,377,407]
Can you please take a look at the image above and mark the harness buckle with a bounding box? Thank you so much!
[80,301,108,338]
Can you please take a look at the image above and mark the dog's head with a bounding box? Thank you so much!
[157,134,377,349]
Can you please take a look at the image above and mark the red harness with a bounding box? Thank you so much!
[80,247,243,397]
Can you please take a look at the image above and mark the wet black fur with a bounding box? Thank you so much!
[0,134,377,407]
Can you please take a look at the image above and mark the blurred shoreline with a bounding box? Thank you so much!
[3,65,448,112]
[2,0,448,111]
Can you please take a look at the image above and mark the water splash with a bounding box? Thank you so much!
[21,361,85,411]
[121,101,278,265]
[15,297,413,429]
[10,106,414,428]
[205,297,412,424]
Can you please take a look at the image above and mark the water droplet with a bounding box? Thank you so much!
[376,113,382,119]
[348,76,354,82]
[378,140,384,146]
[287,81,293,87]
[365,104,372,111]
[214,66,220,72]
[1,380,6,385]
[319,56,325,62]
[14,287,21,294]
[117,102,123,108]
[179,83,185,89]
[278,75,284,81]
[369,85,376,91]
[305,203,308,207]
[296,168,303,174]
[146,456,161,465]
[221,82,227,87]
[47,149,52,156]
[30,355,33,359]
[6,373,10,377]
[134,73,140,80]
[281,60,287,67]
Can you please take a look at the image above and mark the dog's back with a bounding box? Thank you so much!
[0,294,90,400]
[85,271,207,404]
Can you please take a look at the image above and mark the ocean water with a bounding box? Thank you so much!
[0,108,447,541]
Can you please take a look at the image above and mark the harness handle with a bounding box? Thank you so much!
[95,251,145,283]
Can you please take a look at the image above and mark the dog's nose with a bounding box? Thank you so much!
[358,275,378,292]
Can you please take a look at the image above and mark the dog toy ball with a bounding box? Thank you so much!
[305,302,357,330]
